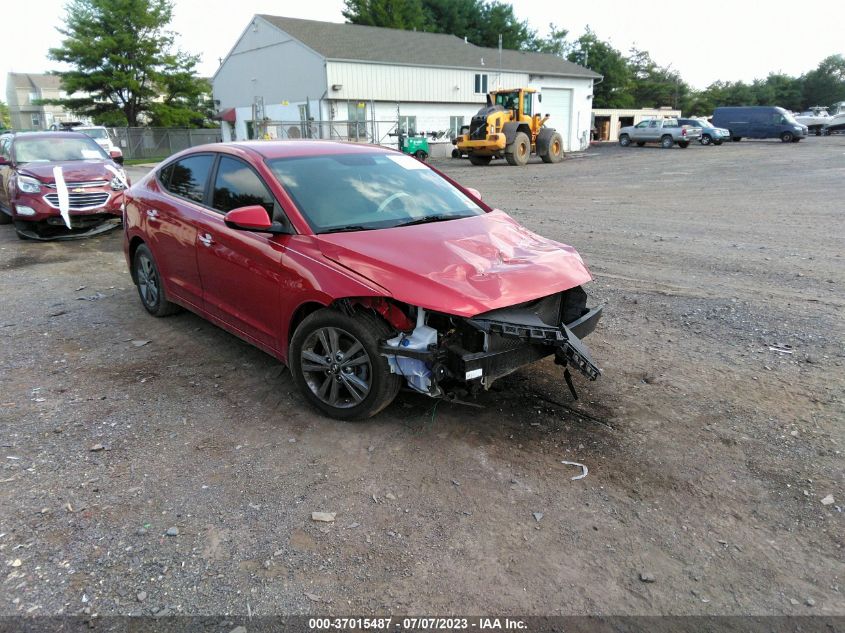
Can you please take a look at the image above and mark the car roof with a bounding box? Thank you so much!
[183,140,398,161]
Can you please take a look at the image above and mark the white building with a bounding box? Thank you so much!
[212,15,601,153]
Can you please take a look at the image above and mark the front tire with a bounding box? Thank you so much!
[661,135,674,149]
[539,131,564,163]
[732,137,742,142]
[619,134,631,147]
[780,132,794,143]
[133,243,181,317]
[505,132,530,166]
[0,209,11,225]
[289,309,402,420]
[413,150,428,162]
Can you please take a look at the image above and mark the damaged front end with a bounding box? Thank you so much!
[380,287,602,400]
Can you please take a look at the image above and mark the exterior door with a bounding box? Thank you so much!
[539,88,572,150]
[194,155,287,352]
[145,154,214,310]
[630,121,650,141]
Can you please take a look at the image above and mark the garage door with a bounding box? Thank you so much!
[541,88,572,151]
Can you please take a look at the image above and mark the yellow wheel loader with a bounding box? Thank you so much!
[454,88,564,166]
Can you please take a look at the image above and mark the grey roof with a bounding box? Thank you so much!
[8,72,63,91]
[257,15,600,79]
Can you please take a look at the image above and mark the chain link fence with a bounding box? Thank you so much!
[109,127,222,161]
[253,120,400,146]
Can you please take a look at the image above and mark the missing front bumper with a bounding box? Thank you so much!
[380,299,602,397]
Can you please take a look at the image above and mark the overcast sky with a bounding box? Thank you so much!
[3,0,844,99]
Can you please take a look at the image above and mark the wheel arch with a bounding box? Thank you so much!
[502,122,532,145]
[128,236,146,284]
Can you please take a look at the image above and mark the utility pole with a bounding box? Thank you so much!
[498,34,502,89]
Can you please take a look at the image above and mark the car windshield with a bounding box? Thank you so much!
[14,136,108,163]
[267,152,485,233]
[76,128,109,140]
[494,92,520,109]
[781,110,798,124]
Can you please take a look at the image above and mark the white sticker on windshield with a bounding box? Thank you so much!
[81,150,102,159]
[386,154,428,170]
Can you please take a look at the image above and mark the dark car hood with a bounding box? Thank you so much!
[317,210,593,318]
[18,160,116,184]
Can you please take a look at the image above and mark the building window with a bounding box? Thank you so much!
[449,116,464,138]
[398,116,416,135]
[31,114,41,129]
[29,90,39,103]
[474,74,488,94]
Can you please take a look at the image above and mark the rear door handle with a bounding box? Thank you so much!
[198,233,214,247]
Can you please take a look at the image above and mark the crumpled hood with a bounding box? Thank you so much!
[317,210,593,317]
[18,160,116,184]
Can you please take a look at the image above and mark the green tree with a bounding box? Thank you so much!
[345,0,538,50]
[530,23,569,56]
[567,29,633,108]
[0,101,10,129]
[801,54,845,108]
[47,0,207,127]
[628,48,689,109]
[341,0,427,30]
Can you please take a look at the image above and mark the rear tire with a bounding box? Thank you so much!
[451,148,461,158]
[468,155,492,166]
[289,309,402,421]
[413,150,427,161]
[133,243,182,317]
[700,134,712,145]
[678,141,690,148]
[619,134,631,147]
[660,135,674,149]
[780,132,794,143]
[505,132,530,166]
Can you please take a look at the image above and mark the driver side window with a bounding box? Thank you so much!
[635,121,649,128]
[212,156,278,220]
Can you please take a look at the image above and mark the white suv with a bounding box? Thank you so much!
[73,126,123,163]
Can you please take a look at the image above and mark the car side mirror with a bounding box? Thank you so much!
[224,205,291,234]
[465,187,482,201]
[109,150,124,165]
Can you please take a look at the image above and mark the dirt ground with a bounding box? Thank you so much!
[0,138,842,619]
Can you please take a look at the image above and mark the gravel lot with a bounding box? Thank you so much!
[0,138,842,619]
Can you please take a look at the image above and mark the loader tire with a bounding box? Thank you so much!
[538,131,564,163]
[505,132,530,166]
[468,155,492,166]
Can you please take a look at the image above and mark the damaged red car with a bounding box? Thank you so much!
[0,131,127,240]
[123,141,602,419]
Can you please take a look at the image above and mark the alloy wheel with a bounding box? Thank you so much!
[300,327,372,409]
[136,253,159,308]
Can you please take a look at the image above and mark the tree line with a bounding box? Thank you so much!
[345,0,845,114]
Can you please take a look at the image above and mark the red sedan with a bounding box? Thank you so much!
[0,131,127,240]
[123,141,602,419]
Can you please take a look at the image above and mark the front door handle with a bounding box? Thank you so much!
[146,208,159,220]
[198,233,214,247]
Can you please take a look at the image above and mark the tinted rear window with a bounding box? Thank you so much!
[162,155,214,204]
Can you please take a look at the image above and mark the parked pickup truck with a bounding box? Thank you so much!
[618,119,702,149]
